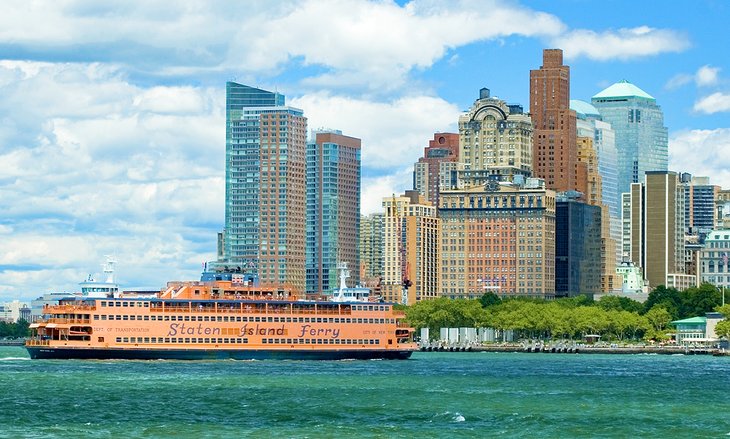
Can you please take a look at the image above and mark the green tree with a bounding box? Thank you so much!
[479,292,501,308]
[644,285,681,319]
[597,295,643,314]
[644,306,672,340]
[679,283,721,319]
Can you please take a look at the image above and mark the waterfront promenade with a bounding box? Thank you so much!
[421,343,724,355]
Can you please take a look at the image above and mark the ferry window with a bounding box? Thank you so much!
[101,301,107,307]
[216,317,222,322]
[304,317,310,323]
[241,338,247,344]
[184,338,190,343]
[151,338,156,343]
[286,339,292,344]
[286,317,291,322]
[204,338,210,343]
[316,318,322,323]
[197,316,203,322]
[144,316,149,321]
[346,318,351,323]
[236,317,242,322]
[267,317,273,322]
[116,337,122,343]
[115,315,122,321]
[123,315,128,321]
[163,338,169,343]
[191,338,197,344]
[224,338,230,344]
[184,316,190,322]
[369,319,375,324]
[143,337,149,343]
[316,339,322,344]
[98,337,104,343]
[93,315,99,320]
[122,302,128,307]
[164,316,170,321]
[123,337,129,343]
[170,338,176,344]
[101,315,106,320]
[375,340,380,344]
[388,339,393,345]
[115,302,121,307]
[144,302,149,308]
[262,339,268,344]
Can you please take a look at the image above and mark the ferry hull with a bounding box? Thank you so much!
[26,346,413,361]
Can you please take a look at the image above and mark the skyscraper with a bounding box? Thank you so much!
[359,213,385,285]
[591,80,668,197]
[630,171,695,290]
[571,99,621,291]
[223,82,307,292]
[413,133,459,210]
[306,130,362,295]
[382,191,440,304]
[439,179,556,299]
[458,88,532,179]
[530,49,580,193]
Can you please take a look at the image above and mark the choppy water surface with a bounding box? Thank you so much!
[1,347,729,438]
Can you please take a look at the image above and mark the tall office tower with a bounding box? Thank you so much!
[413,133,459,209]
[224,82,307,292]
[382,191,440,304]
[621,192,632,259]
[359,213,385,286]
[555,195,602,298]
[680,174,719,243]
[571,99,621,291]
[591,80,668,197]
[530,49,580,192]
[630,171,696,290]
[439,179,556,299]
[458,88,532,179]
[306,130,362,295]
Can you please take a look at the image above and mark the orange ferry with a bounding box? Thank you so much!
[26,269,416,360]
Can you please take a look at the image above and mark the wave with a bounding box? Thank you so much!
[0,357,30,361]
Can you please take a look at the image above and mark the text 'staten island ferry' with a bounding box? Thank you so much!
[26,263,416,360]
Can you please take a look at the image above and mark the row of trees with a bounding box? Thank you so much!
[0,319,29,338]
[404,283,730,342]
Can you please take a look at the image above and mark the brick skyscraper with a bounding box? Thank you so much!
[530,49,580,193]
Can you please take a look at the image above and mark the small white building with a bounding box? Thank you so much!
[700,230,730,289]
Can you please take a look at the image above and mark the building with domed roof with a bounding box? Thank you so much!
[591,80,668,197]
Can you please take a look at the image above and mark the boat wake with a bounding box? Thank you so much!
[0,357,30,361]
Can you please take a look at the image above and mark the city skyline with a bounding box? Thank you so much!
[1,1,729,300]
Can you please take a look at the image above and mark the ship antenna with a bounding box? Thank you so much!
[103,255,117,284]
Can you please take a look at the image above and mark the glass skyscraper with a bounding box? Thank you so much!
[571,99,621,266]
[305,130,361,295]
[591,80,668,197]
[224,82,308,292]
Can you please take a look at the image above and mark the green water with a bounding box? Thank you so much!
[1,346,729,438]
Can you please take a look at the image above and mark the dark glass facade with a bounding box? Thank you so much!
[555,200,602,298]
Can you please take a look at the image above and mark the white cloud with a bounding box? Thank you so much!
[0,0,567,91]
[555,26,690,61]
[696,65,721,87]
[361,168,417,216]
[0,61,224,300]
[693,92,730,114]
[666,65,722,90]
[669,129,730,188]
[290,93,460,170]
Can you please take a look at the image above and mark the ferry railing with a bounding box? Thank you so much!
[47,318,91,324]
[44,304,97,312]
[26,339,50,346]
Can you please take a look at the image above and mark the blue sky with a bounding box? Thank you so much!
[1,0,729,301]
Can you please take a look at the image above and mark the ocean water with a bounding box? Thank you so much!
[1,346,729,438]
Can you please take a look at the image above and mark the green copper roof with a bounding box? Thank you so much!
[671,316,707,325]
[592,80,655,101]
[570,99,600,118]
